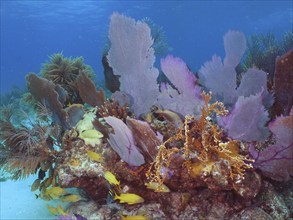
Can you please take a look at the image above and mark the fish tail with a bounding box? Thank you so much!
[110,190,118,200]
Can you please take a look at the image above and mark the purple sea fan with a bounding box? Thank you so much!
[250,111,293,181]
[198,30,273,108]
[107,12,160,116]
[198,31,246,105]
[126,117,162,161]
[236,68,274,108]
[56,215,75,220]
[218,91,270,142]
[104,116,145,166]
[158,55,203,117]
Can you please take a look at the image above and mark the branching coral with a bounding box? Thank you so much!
[146,92,253,188]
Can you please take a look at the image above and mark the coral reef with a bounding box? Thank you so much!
[199,31,273,108]
[1,12,292,220]
[0,85,26,106]
[141,17,171,56]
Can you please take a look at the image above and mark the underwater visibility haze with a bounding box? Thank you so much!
[0,1,292,219]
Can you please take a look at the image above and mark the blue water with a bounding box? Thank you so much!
[1,1,292,94]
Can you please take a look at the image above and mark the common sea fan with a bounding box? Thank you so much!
[107,12,160,116]
[104,116,145,166]
[250,111,293,181]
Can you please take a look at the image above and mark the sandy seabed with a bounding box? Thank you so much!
[0,175,55,220]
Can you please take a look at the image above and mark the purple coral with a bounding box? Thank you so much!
[198,31,246,105]
[218,91,270,142]
[107,12,160,116]
[198,30,273,107]
[56,215,75,220]
[104,116,145,166]
[158,55,203,117]
[249,111,293,181]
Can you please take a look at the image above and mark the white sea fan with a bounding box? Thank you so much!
[107,12,160,116]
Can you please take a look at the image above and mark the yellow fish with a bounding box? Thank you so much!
[104,171,120,186]
[81,130,103,146]
[61,194,81,203]
[31,179,41,192]
[47,205,58,215]
[56,205,67,215]
[120,215,149,220]
[114,192,144,205]
[87,150,104,163]
[43,176,53,188]
[45,186,67,199]
[145,182,170,193]
[51,175,56,186]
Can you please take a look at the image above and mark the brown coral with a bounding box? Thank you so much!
[26,73,69,129]
[76,72,105,107]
